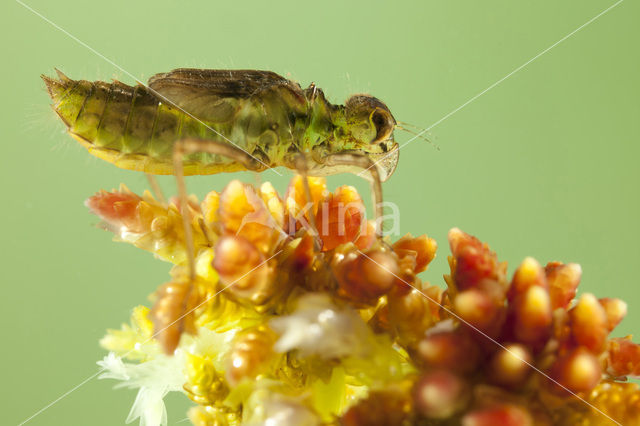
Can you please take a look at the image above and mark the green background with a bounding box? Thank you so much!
[2,0,638,424]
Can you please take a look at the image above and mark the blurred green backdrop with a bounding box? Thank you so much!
[2,0,638,424]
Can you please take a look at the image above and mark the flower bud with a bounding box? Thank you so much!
[393,233,438,274]
[454,286,503,334]
[354,220,377,250]
[87,186,207,263]
[226,326,277,385]
[607,337,640,377]
[184,353,228,405]
[549,348,602,394]
[462,404,533,426]
[150,277,201,354]
[413,370,469,419]
[511,286,552,346]
[447,228,506,292]
[413,329,479,373]
[388,285,442,345]
[284,175,327,234]
[570,293,608,353]
[545,262,581,309]
[259,182,285,229]
[86,187,144,232]
[201,190,220,228]
[315,185,364,251]
[488,344,533,388]
[509,257,547,300]
[341,387,412,426]
[333,246,399,305]
[599,298,627,332]
[218,180,282,254]
[213,235,276,305]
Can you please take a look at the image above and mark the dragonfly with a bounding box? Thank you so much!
[42,68,402,279]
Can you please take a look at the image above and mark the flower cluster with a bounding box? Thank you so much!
[89,177,640,425]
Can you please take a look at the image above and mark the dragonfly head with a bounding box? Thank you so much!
[344,95,399,181]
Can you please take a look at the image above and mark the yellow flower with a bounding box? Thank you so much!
[99,306,159,361]
[93,178,640,426]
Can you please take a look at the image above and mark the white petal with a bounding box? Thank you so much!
[97,352,186,426]
[97,352,130,381]
[270,294,370,359]
[127,387,168,426]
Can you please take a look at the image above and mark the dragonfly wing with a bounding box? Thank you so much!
[149,69,291,96]
[147,69,299,123]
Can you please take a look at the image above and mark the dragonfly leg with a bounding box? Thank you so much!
[292,154,322,250]
[173,138,263,281]
[145,174,166,205]
[323,153,384,238]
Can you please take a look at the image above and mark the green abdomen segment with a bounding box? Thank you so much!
[42,74,254,175]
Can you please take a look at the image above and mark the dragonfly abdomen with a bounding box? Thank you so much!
[43,72,251,175]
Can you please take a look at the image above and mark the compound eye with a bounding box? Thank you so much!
[371,109,394,143]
